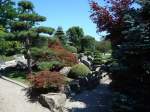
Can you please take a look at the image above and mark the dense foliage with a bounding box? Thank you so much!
[0,40,21,56]
[0,0,16,30]
[90,0,150,111]
[68,64,91,79]
[81,35,96,51]
[11,0,54,73]
[28,71,65,92]
[66,26,84,51]
[37,61,63,71]
[96,40,111,53]
[48,39,78,66]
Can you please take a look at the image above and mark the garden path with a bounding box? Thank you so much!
[65,77,112,112]
[0,74,112,112]
[0,78,50,112]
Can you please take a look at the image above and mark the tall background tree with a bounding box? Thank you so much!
[95,40,111,54]
[80,35,96,51]
[66,26,84,51]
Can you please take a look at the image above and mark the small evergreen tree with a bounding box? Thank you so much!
[54,26,66,45]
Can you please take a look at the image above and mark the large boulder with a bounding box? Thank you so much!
[39,93,67,112]
[79,55,92,69]
[59,67,71,76]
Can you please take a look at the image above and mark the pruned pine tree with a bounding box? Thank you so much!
[11,0,54,73]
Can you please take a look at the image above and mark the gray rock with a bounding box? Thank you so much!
[87,55,94,61]
[80,60,91,69]
[59,67,71,76]
[40,93,67,112]
[80,56,91,69]
[95,67,101,72]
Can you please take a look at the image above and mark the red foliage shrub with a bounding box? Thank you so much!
[48,39,78,66]
[90,0,133,43]
[28,71,65,91]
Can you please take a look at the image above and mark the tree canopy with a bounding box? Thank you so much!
[66,26,84,51]
[90,0,150,111]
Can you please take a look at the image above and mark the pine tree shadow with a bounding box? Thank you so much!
[69,84,112,112]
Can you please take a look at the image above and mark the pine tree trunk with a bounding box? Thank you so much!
[26,37,32,74]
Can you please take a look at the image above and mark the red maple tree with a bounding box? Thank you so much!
[48,39,78,66]
[90,0,133,43]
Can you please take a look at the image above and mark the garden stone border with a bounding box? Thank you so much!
[0,75,28,88]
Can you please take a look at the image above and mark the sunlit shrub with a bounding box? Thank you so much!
[68,64,91,79]
[28,71,65,92]
[37,61,63,71]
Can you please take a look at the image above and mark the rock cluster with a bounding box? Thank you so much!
[39,93,67,112]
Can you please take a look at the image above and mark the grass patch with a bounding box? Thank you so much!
[0,55,15,62]
[4,70,30,85]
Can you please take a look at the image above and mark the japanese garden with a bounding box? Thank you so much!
[0,0,150,112]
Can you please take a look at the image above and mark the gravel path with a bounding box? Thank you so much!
[0,78,50,112]
[0,74,112,112]
[65,79,113,112]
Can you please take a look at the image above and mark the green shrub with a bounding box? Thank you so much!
[68,64,91,79]
[92,58,102,65]
[37,61,63,71]
[64,45,77,53]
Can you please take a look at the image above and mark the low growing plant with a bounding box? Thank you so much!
[68,64,91,79]
[37,61,63,71]
[28,71,65,92]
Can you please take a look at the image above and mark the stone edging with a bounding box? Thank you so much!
[0,76,28,88]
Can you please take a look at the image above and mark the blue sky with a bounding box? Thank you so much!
[14,0,105,41]
[13,0,140,40]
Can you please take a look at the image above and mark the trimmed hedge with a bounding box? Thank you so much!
[68,64,91,79]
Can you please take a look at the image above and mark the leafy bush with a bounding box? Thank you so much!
[64,45,77,53]
[37,61,63,71]
[28,71,65,92]
[68,64,91,79]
